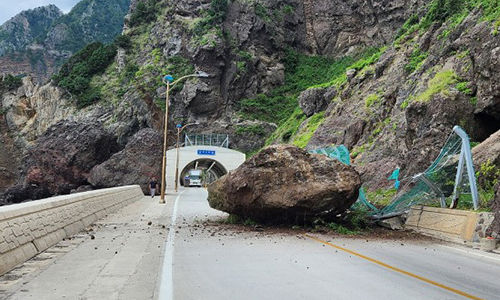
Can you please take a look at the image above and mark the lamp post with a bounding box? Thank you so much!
[159,71,211,204]
[175,122,198,192]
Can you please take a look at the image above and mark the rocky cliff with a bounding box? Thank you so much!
[0,0,499,232]
[0,0,131,83]
[305,8,500,188]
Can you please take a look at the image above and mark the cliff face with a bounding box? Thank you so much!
[0,0,131,83]
[0,0,426,202]
[305,8,500,188]
[110,0,427,153]
[0,5,63,56]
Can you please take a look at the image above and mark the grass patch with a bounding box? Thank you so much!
[364,94,382,108]
[265,107,307,145]
[236,124,266,135]
[405,48,429,73]
[313,209,371,235]
[327,223,361,235]
[351,144,367,159]
[456,81,473,95]
[366,188,398,207]
[292,112,326,148]
[415,70,459,102]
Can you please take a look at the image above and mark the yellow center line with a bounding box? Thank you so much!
[305,234,484,300]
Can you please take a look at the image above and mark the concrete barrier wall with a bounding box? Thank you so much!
[0,185,143,275]
[406,205,495,245]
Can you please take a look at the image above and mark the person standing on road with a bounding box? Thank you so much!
[149,178,158,198]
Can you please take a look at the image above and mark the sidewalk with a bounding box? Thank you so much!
[0,194,176,300]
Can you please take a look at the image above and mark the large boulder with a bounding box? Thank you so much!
[88,128,163,194]
[25,121,120,193]
[473,129,500,171]
[2,121,119,203]
[486,183,500,238]
[207,145,361,224]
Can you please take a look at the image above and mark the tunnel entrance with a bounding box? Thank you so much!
[180,158,228,186]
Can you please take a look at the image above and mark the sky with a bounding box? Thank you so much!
[0,0,80,25]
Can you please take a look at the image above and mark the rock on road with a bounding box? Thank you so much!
[1,188,500,300]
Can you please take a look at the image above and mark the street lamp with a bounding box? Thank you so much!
[175,122,199,192]
[159,71,212,204]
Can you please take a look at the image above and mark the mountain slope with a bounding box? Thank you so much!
[0,5,62,56]
[0,0,131,83]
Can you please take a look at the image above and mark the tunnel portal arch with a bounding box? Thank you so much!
[165,146,246,188]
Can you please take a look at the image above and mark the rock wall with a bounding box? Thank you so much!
[305,10,500,188]
[122,0,427,154]
[0,113,20,194]
[88,128,163,194]
[302,0,428,56]
[0,75,161,203]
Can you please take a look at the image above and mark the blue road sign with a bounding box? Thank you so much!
[197,150,216,156]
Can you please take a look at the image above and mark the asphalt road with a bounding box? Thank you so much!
[163,188,500,300]
[1,188,500,300]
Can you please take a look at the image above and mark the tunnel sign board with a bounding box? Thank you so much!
[197,150,216,156]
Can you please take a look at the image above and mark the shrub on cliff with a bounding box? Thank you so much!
[0,75,23,91]
[192,0,229,36]
[128,0,159,27]
[52,41,118,108]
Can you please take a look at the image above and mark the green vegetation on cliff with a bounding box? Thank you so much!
[192,0,229,37]
[238,48,384,126]
[52,40,120,108]
[252,47,386,147]
[129,0,160,27]
[0,75,23,92]
[51,0,132,52]
[416,70,459,102]
[292,112,326,148]
[397,0,500,43]
[237,49,343,124]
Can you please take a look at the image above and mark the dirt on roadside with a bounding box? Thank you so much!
[201,217,439,243]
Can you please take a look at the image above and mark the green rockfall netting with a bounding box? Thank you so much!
[377,129,473,218]
[309,145,351,165]
[311,127,477,219]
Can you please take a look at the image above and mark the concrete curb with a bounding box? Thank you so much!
[405,205,496,250]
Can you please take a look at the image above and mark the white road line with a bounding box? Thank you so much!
[439,245,500,263]
[159,190,186,300]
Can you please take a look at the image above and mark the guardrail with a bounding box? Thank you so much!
[0,185,143,275]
